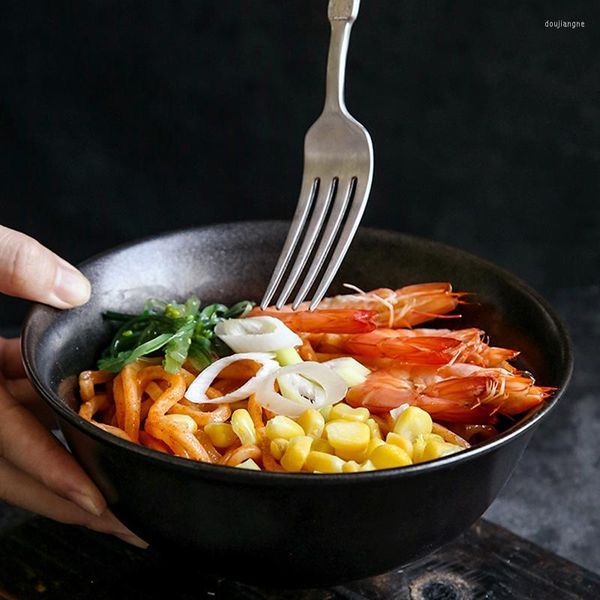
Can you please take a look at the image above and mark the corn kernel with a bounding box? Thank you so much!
[311,438,334,454]
[424,433,445,444]
[367,437,385,457]
[412,435,427,463]
[443,443,462,456]
[420,440,445,463]
[367,418,382,440]
[270,438,289,461]
[204,422,237,448]
[281,436,313,471]
[298,408,325,438]
[386,432,413,458]
[304,451,345,473]
[319,405,333,420]
[235,458,261,470]
[328,403,370,423]
[265,415,305,440]
[325,420,370,461]
[358,460,375,472]
[336,439,374,464]
[370,443,412,469]
[231,409,258,445]
[393,406,432,440]
[343,460,360,473]
[163,414,197,433]
[420,440,463,463]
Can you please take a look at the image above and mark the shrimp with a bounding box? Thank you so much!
[429,363,554,416]
[250,308,377,333]
[314,328,463,364]
[256,283,463,331]
[313,282,464,328]
[345,370,419,413]
[310,327,517,368]
[470,346,519,370]
[345,363,553,423]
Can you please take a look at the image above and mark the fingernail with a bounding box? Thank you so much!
[55,265,91,307]
[70,491,105,517]
[116,532,149,549]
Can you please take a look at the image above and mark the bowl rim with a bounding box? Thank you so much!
[22,221,574,486]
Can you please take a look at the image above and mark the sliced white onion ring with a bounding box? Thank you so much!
[255,362,348,417]
[215,316,302,353]
[184,352,279,405]
[277,372,326,406]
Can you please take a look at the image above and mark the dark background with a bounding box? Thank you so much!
[0,0,598,327]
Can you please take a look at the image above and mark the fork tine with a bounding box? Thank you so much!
[274,178,337,309]
[260,177,318,309]
[309,177,370,310]
[291,178,354,309]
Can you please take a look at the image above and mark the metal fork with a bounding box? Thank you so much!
[260,0,373,311]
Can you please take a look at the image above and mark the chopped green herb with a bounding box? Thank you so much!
[98,296,254,374]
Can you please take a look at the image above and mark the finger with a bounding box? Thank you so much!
[0,459,147,548]
[0,225,90,308]
[0,337,26,379]
[0,385,106,517]
[0,339,56,428]
[5,378,57,430]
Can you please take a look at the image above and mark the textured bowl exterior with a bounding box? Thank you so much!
[22,222,572,586]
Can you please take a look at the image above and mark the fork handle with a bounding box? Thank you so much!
[328,0,359,21]
[325,0,360,112]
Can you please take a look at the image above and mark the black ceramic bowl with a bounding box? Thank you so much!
[22,222,572,587]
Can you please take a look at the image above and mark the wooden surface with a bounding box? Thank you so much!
[0,518,598,599]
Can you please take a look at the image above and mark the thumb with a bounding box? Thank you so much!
[0,225,91,309]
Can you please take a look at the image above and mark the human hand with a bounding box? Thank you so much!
[0,225,146,547]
